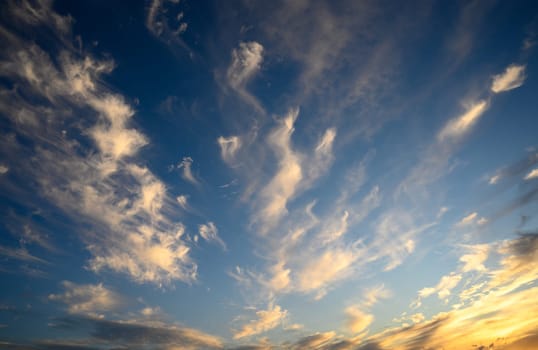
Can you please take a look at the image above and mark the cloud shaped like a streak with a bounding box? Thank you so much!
[0,245,47,264]
[48,281,122,316]
[491,64,526,93]
[524,168,538,180]
[233,304,288,339]
[455,212,487,227]
[0,0,196,285]
[438,100,488,141]
[227,41,265,112]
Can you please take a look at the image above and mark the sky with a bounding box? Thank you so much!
[0,0,538,349]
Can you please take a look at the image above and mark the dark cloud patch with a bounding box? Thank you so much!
[506,233,538,258]
[226,346,268,350]
[32,343,103,350]
[494,152,538,185]
[48,315,222,350]
[289,332,335,349]
[354,343,384,350]
[486,152,538,222]
[0,342,103,350]
[495,187,538,221]
[322,340,384,350]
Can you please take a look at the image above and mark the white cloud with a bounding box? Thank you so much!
[198,222,227,251]
[0,11,198,286]
[418,287,436,298]
[217,136,241,164]
[491,64,526,93]
[307,127,337,181]
[524,168,538,180]
[437,206,449,218]
[296,246,358,295]
[419,273,462,301]
[345,306,374,334]
[267,262,291,292]
[226,41,264,112]
[393,312,425,325]
[178,156,199,186]
[257,109,303,230]
[438,100,488,141]
[48,281,121,316]
[0,164,8,174]
[176,195,188,209]
[488,174,500,184]
[88,223,195,284]
[460,244,489,273]
[227,42,264,89]
[362,284,392,308]
[436,273,462,299]
[146,0,190,55]
[409,313,425,323]
[457,212,478,226]
[146,0,164,36]
[233,304,287,339]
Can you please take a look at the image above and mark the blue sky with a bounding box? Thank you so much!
[0,0,538,349]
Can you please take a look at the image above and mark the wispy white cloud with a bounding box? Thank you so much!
[488,174,500,184]
[361,284,392,308]
[418,273,462,301]
[146,0,191,56]
[176,194,189,209]
[296,246,360,297]
[217,135,242,165]
[233,303,287,339]
[48,281,122,317]
[393,312,426,326]
[0,164,8,174]
[438,100,488,141]
[308,128,337,181]
[227,41,264,112]
[256,109,302,231]
[345,306,374,334]
[178,156,200,186]
[0,245,46,264]
[345,284,391,334]
[0,1,198,286]
[491,64,526,93]
[524,168,538,180]
[437,206,449,218]
[457,212,478,226]
[397,98,490,199]
[198,222,227,251]
[459,244,489,273]
[456,212,487,227]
